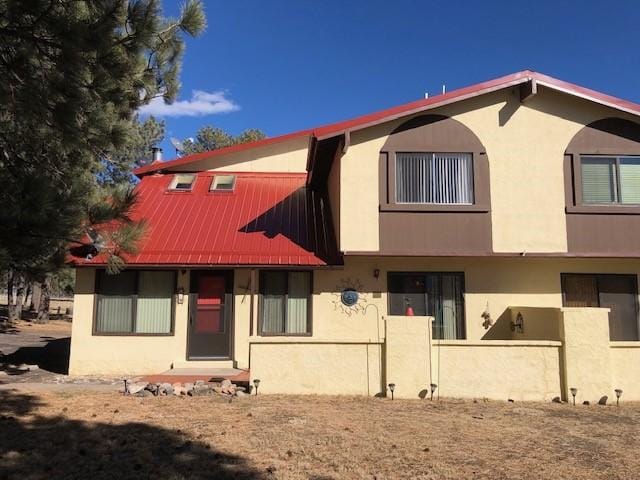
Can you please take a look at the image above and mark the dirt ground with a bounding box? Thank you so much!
[0,389,638,480]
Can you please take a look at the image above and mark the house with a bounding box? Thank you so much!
[69,70,640,402]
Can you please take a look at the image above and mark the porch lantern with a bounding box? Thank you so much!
[430,383,438,401]
[570,387,578,406]
[615,389,623,406]
[253,379,261,395]
[177,287,185,304]
[388,383,396,400]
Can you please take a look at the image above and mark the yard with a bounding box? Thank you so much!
[0,389,638,479]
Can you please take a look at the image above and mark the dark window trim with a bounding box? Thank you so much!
[387,271,466,340]
[258,270,313,337]
[565,153,640,214]
[380,150,490,212]
[92,269,177,336]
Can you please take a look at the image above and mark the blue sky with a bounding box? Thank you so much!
[150,0,640,158]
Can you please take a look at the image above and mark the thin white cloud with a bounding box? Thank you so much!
[138,90,240,117]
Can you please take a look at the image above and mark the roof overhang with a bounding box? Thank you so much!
[135,70,640,177]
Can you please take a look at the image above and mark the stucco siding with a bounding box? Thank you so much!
[610,344,640,401]
[165,137,309,173]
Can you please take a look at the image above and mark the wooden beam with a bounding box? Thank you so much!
[520,79,538,102]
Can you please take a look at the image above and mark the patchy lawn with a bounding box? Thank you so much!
[1,390,638,479]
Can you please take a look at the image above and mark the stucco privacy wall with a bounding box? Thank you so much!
[163,137,309,173]
[248,342,383,395]
[610,344,640,400]
[385,316,431,399]
[339,87,640,253]
[69,268,191,375]
[430,341,562,401]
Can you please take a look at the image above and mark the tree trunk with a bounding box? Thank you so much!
[36,277,51,324]
[23,282,32,310]
[6,270,17,322]
[15,274,25,321]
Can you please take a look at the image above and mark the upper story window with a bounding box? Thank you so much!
[210,174,236,191]
[581,155,640,205]
[169,174,196,191]
[396,152,474,204]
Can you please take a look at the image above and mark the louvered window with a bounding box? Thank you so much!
[581,156,640,204]
[396,153,474,204]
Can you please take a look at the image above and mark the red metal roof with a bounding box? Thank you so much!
[71,172,340,266]
[134,70,640,176]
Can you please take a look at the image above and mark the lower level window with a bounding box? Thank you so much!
[388,272,465,340]
[260,271,311,335]
[562,273,639,341]
[95,270,175,334]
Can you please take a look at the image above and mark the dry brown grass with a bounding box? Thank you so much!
[1,389,638,479]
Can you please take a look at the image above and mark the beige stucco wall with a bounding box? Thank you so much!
[69,268,191,375]
[610,343,640,401]
[248,341,382,395]
[165,137,309,173]
[385,316,431,399]
[338,87,640,253]
[431,341,562,401]
[560,307,612,403]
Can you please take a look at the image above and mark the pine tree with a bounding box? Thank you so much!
[182,126,267,155]
[0,0,206,321]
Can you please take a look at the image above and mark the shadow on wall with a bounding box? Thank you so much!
[0,389,265,479]
[237,186,340,265]
[480,310,513,340]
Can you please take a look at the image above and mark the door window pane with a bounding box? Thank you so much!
[388,272,465,339]
[581,157,617,204]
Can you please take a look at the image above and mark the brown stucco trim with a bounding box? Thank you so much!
[378,115,492,255]
[565,118,640,255]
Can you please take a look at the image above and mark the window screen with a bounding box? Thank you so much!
[396,153,474,204]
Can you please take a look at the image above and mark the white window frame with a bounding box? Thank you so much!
[168,174,196,191]
[210,174,236,192]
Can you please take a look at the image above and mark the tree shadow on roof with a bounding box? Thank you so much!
[238,186,341,265]
[0,389,265,479]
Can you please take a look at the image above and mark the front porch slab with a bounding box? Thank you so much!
[141,368,249,385]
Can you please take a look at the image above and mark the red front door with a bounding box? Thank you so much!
[188,271,232,359]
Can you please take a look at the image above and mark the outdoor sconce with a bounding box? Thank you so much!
[373,268,380,279]
[253,378,261,395]
[570,387,578,406]
[510,312,524,333]
[615,389,623,406]
[177,287,185,304]
[430,383,438,401]
[388,383,396,400]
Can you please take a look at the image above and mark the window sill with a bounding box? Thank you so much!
[566,205,640,215]
[380,203,490,213]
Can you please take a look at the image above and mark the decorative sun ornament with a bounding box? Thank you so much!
[331,278,368,316]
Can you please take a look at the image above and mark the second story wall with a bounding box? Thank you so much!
[338,86,640,255]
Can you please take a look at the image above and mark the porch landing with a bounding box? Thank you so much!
[140,368,250,385]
